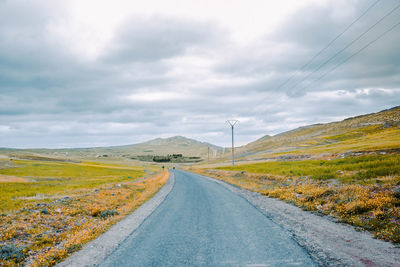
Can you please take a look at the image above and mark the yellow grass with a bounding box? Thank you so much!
[0,159,145,212]
[78,161,144,170]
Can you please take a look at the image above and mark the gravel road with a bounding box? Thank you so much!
[100,170,316,266]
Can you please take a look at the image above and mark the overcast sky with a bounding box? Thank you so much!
[1,0,399,148]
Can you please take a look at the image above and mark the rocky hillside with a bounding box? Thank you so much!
[233,106,400,161]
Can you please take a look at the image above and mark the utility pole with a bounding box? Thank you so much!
[227,120,238,166]
[208,146,210,163]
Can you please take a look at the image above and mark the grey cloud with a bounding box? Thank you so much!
[215,0,400,98]
[0,1,73,73]
[102,17,222,63]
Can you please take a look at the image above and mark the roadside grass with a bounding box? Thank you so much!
[0,159,169,266]
[192,153,400,244]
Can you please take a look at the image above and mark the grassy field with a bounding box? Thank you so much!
[0,159,144,212]
[0,158,169,266]
[219,154,400,184]
[192,153,400,244]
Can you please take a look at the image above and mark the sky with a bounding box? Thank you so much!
[0,0,399,148]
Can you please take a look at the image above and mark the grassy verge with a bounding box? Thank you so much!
[191,154,400,244]
[0,159,169,266]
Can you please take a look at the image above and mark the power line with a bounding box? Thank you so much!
[276,0,381,91]
[300,19,400,92]
[286,1,400,93]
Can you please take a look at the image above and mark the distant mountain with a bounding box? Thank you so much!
[112,136,223,157]
[136,136,221,150]
[232,106,400,161]
[1,136,223,161]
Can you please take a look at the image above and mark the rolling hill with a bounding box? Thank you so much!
[231,106,400,162]
[0,136,223,163]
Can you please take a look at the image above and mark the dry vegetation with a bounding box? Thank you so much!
[0,158,169,266]
[192,152,400,244]
[229,106,400,162]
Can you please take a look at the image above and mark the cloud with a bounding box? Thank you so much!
[0,0,399,148]
[102,16,222,63]
[214,0,400,100]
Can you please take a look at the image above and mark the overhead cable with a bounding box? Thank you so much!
[276,0,381,91]
[287,1,400,92]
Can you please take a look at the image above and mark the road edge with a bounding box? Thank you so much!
[57,171,175,267]
[189,170,400,267]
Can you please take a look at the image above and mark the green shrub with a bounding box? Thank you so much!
[98,209,119,219]
[0,244,25,262]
